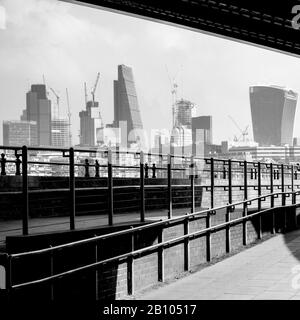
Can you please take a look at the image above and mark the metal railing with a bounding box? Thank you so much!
[0,190,298,299]
[0,145,300,236]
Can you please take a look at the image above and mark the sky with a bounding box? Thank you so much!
[1,0,300,146]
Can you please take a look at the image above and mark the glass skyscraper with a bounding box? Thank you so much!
[113,64,143,147]
[250,86,298,146]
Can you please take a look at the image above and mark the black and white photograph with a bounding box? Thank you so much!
[1,0,300,316]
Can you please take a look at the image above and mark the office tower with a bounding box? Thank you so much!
[191,116,212,156]
[113,64,143,147]
[192,116,212,145]
[79,101,103,147]
[25,84,52,146]
[249,86,298,146]
[51,119,71,147]
[3,120,38,146]
[174,99,193,128]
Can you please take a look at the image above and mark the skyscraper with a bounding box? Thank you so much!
[51,119,71,147]
[174,99,193,128]
[113,64,143,146]
[250,86,298,146]
[192,116,212,156]
[24,84,52,146]
[79,101,103,147]
[3,120,38,146]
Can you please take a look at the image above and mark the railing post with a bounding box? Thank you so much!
[190,156,195,213]
[291,165,297,229]
[108,149,113,226]
[167,154,172,219]
[22,145,29,235]
[94,236,99,300]
[226,159,232,253]
[127,228,134,295]
[243,160,248,246]
[152,163,156,179]
[281,164,286,231]
[95,160,100,178]
[206,214,211,262]
[158,226,164,282]
[84,159,90,178]
[270,163,275,234]
[69,147,75,230]
[15,153,21,176]
[144,163,149,179]
[184,214,190,271]
[6,255,12,301]
[140,151,145,223]
[210,158,214,209]
[1,153,6,176]
[257,162,262,240]
[49,246,54,301]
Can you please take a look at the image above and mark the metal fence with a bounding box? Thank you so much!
[0,145,299,236]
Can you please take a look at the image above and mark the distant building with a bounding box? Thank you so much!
[51,119,70,147]
[79,101,103,147]
[3,120,37,146]
[174,99,193,128]
[250,86,298,146]
[113,64,143,147]
[192,116,213,156]
[23,84,52,146]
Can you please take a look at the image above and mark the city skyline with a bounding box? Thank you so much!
[2,0,300,147]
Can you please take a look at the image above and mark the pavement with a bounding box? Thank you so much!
[136,229,300,300]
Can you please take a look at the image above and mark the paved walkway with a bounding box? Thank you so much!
[137,229,300,300]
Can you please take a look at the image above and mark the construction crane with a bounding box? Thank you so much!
[84,82,88,107]
[165,65,179,128]
[66,88,72,146]
[228,115,249,142]
[50,87,60,119]
[91,72,100,108]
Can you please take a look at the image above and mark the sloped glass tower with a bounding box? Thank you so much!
[113,64,143,146]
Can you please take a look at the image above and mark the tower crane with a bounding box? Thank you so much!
[91,72,100,108]
[228,115,249,142]
[66,88,72,146]
[84,82,88,107]
[50,87,60,119]
[165,65,179,128]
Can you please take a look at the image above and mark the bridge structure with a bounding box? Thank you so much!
[0,145,299,300]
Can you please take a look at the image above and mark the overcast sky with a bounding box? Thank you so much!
[1,0,300,146]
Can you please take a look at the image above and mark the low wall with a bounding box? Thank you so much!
[5,205,298,301]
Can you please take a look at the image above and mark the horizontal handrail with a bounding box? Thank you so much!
[11,201,296,290]
[10,191,298,259]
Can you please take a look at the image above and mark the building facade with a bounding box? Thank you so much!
[79,101,103,147]
[113,64,143,147]
[249,86,298,146]
[51,119,70,147]
[24,84,52,146]
[3,120,38,146]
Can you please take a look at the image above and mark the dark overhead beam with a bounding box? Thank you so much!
[60,0,300,57]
